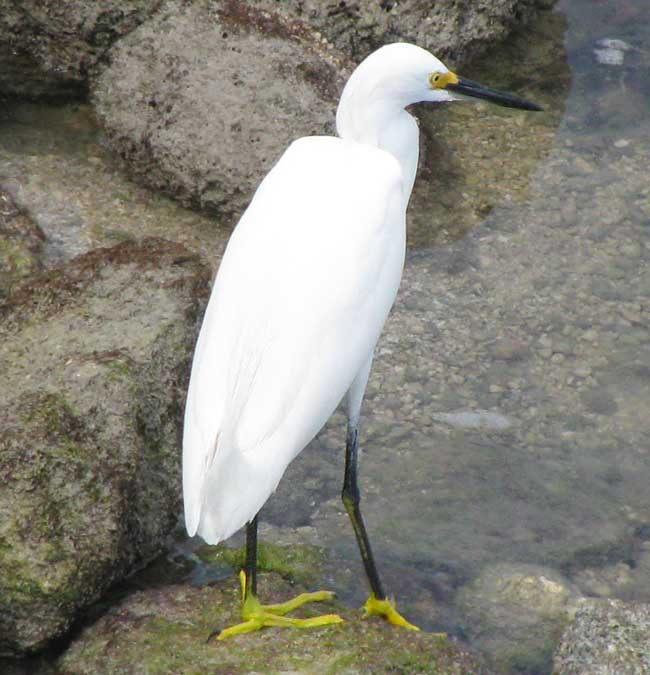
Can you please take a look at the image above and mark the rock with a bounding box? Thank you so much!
[251,0,556,64]
[0,189,45,297]
[58,572,490,674]
[90,0,347,227]
[0,238,210,656]
[0,0,160,99]
[456,563,579,673]
[488,337,530,362]
[553,599,650,675]
[0,0,553,102]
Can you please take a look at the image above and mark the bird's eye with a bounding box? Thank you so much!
[429,72,442,88]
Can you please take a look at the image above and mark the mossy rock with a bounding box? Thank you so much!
[456,563,578,673]
[0,237,210,656]
[58,573,490,674]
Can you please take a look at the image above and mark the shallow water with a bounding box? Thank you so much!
[2,0,649,672]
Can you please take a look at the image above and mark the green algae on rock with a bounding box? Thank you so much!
[198,542,327,587]
[58,572,490,675]
[0,238,210,656]
[408,9,568,248]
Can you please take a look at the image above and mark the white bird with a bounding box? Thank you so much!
[183,42,541,639]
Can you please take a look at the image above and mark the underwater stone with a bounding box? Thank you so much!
[553,598,650,675]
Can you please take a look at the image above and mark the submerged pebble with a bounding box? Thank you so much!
[432,410,513,430]
[593,37,633,66]
[594,47,624,66]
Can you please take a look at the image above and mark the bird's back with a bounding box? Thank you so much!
[183,135,406,543]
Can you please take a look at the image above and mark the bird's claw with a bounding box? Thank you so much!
[212,571,343,640]
[215,609,343,640]
[363,593,420,631]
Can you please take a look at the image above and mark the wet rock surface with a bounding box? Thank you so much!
[58,571,490,675]
[552,598,650,675]
[0,238,210,655]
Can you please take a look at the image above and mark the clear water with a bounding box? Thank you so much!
[2,0,649,672]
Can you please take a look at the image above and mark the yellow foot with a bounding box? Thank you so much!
[363,594,420,631]
[214,571,344,640]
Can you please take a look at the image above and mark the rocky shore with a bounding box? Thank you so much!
[2,0,649,673]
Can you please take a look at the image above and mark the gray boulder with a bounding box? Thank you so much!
[91,0,347,226]
[0,238,210,656]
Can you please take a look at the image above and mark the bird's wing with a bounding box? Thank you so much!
[183,136,405,539]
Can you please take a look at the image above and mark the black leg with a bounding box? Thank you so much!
[341,424,386,600]
[245,514,258,597]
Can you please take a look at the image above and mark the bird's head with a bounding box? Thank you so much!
[338,42,542,116]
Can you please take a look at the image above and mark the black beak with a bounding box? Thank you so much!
[446,77,542,111]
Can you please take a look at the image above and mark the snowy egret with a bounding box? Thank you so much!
[183,42,541,639]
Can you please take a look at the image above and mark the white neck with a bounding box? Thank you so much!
[336,96,419,210]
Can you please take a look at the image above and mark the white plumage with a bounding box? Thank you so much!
[183,135,405,543]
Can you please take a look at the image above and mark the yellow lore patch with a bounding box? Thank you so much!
[429,70,459,90]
